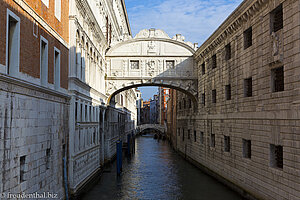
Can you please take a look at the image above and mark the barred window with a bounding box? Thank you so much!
[270,4,283,33]
[244,27,252,49]
[224,136,230,152]
[243,139,251,159]
[212,54,217,69]
[130,60,139,69]
[212,89,216,104]
[225,43,231,60]
[244,78,253,97]
[166,60,175,69]
[270,144,283,169]
[225,84,231,100]
[271,66,284,92]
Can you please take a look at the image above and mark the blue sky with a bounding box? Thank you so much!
[125,0,243,100]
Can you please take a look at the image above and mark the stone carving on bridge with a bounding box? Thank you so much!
[147,41,157,54]
[146,60,156,76]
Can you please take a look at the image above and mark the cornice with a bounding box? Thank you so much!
[107,38,196,55]
[194,0,268,60]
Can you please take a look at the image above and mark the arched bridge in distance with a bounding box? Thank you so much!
[105,28,199,109]
[136,124,166,135]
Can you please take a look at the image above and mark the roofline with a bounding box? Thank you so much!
[121,0,132,36]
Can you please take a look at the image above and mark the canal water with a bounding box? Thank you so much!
[82,134,243,200]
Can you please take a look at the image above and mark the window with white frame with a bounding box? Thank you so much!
[40,36,48,86]
[54,48,60,90]
[6,9,20,76]
[55,0,61,21]
[42,0,49,7]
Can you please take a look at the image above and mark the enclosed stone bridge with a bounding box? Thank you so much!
[105,29,198,105]
[136,124,166,134]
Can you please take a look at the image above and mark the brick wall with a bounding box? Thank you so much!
[0,0,68,89]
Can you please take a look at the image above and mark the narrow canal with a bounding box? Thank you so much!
[82,134,243,200]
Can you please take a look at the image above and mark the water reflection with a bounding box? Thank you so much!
[82,134,243,200]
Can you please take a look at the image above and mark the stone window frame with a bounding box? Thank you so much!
[200,131,204,144]
[242,139,251,159]
[40,35,49,87]
[201,62,205,75]
[54,47,61,90]
[6,9,20,76]
[244,77,253,97]
[225,43,231,61]
[55,0,61,21]
[225,84,231,100]
[271,66,284,93]
[166,60,175,69]
[130,60,140,70]
[212,54,217,69]
[224,135,230,152]
[42,0,49,8]
[270,144,283,169]
[212,89,217,104]
[270,4,283,33]
[243,27,252,49]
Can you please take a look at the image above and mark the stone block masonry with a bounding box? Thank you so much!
[0,75,69,199]
[174,0,300,199]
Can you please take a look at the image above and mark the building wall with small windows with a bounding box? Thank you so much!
[175,0,300,199]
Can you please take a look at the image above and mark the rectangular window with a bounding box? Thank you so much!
[89,105,92,121]
[201,93,205,105]
[212,54,217,69]
[80,104,83,121]
[212,89,216,104]
[243,139,251,159]
[46,148,51,169]
[194,130,196,142]
[244,78,252,97]
[6,9,20,76]
[179,102,182,110]
[40,36,48,86]
[55,0,61,21]
[183,99,186,109]
[75,102,78,122]
[224,136,230,152]
[182,129,185,141]
[188,130,191,139]
[42,0,49,7]
[178,128,180,136]
[202,62,205,75]
[20,156,26,182]
[225,43,231,60]
[130,60,139,69]
[188,99,192,109]
[271,66,284,92]
[85,105,87,121]
[210,134,215,147]
[54,48,60,90]
[244,27,252,49]
[166,60,175,69]
[270,4,283,33]
[270,144,283,169]
[200,132,204,144]
[225,84,231,100]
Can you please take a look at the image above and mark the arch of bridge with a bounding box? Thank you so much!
[137,124,165,134]
[105,29,198,104]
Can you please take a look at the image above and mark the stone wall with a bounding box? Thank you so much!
[175,0,300,199]
[0,75,69,199]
